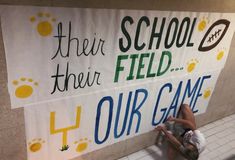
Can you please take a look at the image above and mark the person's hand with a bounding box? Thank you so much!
[155,125,164,131]
[167,115,175,121]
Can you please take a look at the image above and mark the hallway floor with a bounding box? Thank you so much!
[118,113,235,160]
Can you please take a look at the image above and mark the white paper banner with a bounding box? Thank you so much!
[24,70,220,160]
[1,5,235,160]
[1,6,234,108]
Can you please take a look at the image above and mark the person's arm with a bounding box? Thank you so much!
[167,116,196,130]
[155,126,191,159]
[155,126,182,148]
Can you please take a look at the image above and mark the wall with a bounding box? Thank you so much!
[0,0,235,160]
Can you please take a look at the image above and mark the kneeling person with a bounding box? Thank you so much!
[155,104,206,160]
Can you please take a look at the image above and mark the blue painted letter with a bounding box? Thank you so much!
[127,89,148,135]
[95,96,113,144]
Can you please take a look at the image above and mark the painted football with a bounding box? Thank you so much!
[198,19,230,52]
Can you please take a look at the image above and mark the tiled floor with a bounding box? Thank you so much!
[118,114,235,160]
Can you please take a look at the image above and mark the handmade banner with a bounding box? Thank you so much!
[1,6,234,108]
[1,5,235,160]
[24,70,219,160]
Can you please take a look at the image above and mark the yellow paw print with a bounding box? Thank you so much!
[74,138,91,153]
[203,88,212,99]
[198,17,209,32]
[28,138,45,153]
[216,50,225,61]
[12,77,38,99]
[30,12,56,37]
[187,59,199,73]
